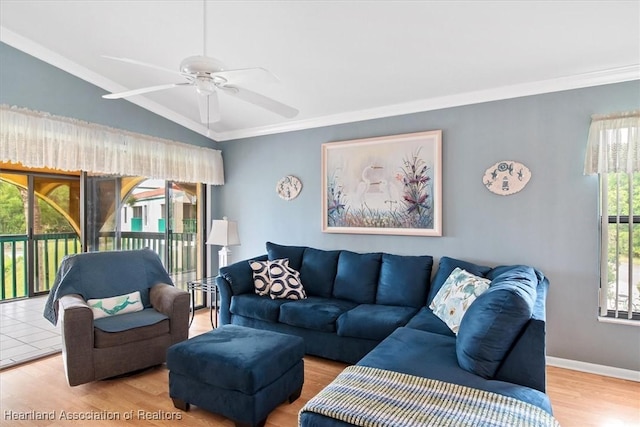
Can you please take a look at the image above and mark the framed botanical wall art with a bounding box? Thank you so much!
[322,130,442,236]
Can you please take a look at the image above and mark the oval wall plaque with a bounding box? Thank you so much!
[483,161,531,196]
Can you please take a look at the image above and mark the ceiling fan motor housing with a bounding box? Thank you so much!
[180,56,228,95]
[180,55,226,75]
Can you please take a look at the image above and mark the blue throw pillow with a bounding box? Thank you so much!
[428,256,492,305]
[299,247,340,298]
[333,251,382,304]
[456,266,538,378]
[376,254,433,308]
[266,242,306,271]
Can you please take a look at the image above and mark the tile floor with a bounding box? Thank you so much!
[0,296,61,369]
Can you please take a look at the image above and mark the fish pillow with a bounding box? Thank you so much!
[87,290,144,319]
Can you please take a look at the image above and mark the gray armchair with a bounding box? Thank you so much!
[44,249,189,386]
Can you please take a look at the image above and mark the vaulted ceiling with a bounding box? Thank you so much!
[1,1,638,141]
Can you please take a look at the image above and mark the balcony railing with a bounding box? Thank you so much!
[1,232,197,302]
[1,234,28,300]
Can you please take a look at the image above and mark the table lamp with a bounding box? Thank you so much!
[206,216,240,269]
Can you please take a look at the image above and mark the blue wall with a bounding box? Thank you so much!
[216,81,640,372]
[0,42,212,147]
[2,40,639,372]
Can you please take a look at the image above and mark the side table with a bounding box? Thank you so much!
[187,277,219,328]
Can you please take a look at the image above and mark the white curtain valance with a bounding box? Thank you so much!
[584,109,640,175]
[0,105,224,185]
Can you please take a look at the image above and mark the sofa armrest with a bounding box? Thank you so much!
[217,275,233,325]
[58,294,95,386]
[493,277,549,392]
[150,283,189,344]
[218,254,268,325]
[493,318,546,392]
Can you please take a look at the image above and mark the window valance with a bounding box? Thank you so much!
[584,110,640,175]
[0,105,224,185]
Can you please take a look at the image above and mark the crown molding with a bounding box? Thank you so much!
[3,26,638,143]
[215,65,640,141]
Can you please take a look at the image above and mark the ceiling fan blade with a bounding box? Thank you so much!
[198,92,221,123]
[102,82,192,99]
[102,55,184,77]
[213,67,279,85]
[219,85,298,118]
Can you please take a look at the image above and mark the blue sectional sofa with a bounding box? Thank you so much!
[217,242,552,421]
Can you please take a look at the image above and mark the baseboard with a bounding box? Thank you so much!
[546,356,640,382]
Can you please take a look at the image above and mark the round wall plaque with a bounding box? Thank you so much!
[482,161,531,196]
[276,175,302,200]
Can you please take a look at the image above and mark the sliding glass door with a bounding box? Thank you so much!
[85,175,204,294]
[2,168,206,304]
[0,170,81,300]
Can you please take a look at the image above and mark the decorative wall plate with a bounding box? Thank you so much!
[483,161,531,196]
[276,175,302,200]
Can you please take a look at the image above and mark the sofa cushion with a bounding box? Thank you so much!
[94,313,169,348]
[337,304,418,341]
[279,297,357,332]
[268,259,307,300]
[376,254,433,308]
[230,294,289,323]
[266,242,306,271]
[404,307,455,337]
[299,247,340,298]
[357,327,552,414]
[429,256,492,305]
[93,307,168,333]
[456,266,538,378]
[248,260,271,296]
[221,255,268,296]
[332,251,382,304]
[429,267,490,334]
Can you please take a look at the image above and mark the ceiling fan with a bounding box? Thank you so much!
[101,2,298,124]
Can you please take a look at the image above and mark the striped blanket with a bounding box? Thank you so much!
[299,366,560,427]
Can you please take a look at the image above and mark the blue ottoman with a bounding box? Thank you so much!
[167,325,305,427]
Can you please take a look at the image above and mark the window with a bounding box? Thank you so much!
[600,172,640,320]
[585,110,640,322]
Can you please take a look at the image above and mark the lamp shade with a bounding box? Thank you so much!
[206,217,240,246]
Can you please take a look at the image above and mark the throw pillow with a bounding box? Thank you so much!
[268,259,307,300]
[87,290,144,320]
[429,267,490,334]
[248,260,271,296]
[428,256,492,305]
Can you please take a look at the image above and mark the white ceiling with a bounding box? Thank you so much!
[1,1,639,142]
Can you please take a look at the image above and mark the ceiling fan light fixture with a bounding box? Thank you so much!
[195,77,216,95]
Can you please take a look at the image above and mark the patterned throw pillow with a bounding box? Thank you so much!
[268,258,307,300]
[429,267,490,334]
[249,260,271,296]
[87,290,144,320]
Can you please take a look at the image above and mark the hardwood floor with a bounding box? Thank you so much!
[1,310,638,427]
